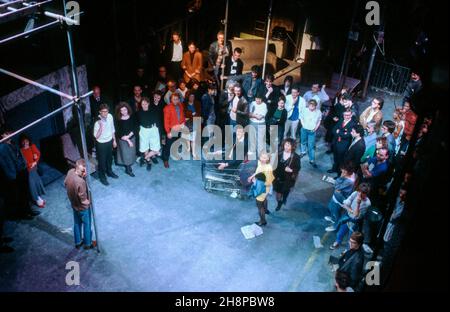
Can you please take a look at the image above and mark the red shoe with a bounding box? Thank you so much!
[37,200,46,208]
[164,161,169,168]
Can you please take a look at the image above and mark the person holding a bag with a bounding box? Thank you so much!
[273,138,301,211]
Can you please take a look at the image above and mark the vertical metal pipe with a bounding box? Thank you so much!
[220,0,229,91]
[362,38,378,98]
[63,0,101,253]
[338,0,359,90]
[261,0,273,79]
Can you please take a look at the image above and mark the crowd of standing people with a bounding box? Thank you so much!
[0,30,430,293]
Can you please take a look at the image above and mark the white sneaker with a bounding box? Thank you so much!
[230,191,238,198]
[363,243,373,254]
[325,226,336,232]
[324,216,335,223]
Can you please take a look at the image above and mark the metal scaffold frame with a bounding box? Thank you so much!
[0,0,101,253]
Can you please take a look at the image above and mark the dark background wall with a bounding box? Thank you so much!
[1,0,445,99]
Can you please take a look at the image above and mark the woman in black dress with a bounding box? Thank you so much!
[115,102,137,176]
[273,138,301,211]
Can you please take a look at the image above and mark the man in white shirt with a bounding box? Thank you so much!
[300,100,322,167]
[166,31,184,81]
[93,104,118,186]
[284,86,306,139]
[164,80,184,104]
[249,93,268,155]
[303,83,330,109]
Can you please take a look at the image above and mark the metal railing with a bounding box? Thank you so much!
[370,60,410,95]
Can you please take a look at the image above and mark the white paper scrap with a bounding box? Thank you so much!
[241,224,264,239]
[313,235,323,249]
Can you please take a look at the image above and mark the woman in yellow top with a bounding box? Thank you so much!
[248,152,274,226]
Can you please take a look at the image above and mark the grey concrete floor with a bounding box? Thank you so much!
[0,89,400,292]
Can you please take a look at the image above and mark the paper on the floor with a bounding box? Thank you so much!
[313,235,323,248]
[241,224,263,239]
[60,227,73,234]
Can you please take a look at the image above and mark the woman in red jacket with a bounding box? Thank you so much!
[20,134,46,208]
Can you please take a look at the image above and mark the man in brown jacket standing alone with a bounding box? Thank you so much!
[64,159,94,250]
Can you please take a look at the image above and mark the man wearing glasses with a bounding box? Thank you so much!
[94,104,118,186]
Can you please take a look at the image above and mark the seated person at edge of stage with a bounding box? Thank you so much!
[216,127,249,170]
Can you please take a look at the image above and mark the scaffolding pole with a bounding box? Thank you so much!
[62,0,100,253]
[0,92,91,144]
[261,0,273,79]
[219,0,229,91]
[0,67,75,100]
[0,0,101,252]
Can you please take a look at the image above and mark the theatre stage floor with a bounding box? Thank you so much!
[0,91,397,292]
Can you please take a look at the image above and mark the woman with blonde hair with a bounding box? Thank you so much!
[248,152,275,226]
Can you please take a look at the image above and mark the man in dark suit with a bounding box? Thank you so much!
[89,86,105,126]
[329,110,356,175]
[163,31,185,82]
[88,86,110,154]
[343,124,366,172]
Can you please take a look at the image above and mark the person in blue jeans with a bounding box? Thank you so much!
[324,162,357,223]
[300,100,322,168]
[73,208,92,249]
[64,159,95,250]
[327,183,371,250]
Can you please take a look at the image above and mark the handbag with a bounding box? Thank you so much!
[286,154,297,182]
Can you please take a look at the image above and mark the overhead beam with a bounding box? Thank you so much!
[0,67,76,101]
[0,19,59,45]
[0,90,92,144]
[0,0,25,10]
[0,0,52,24]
